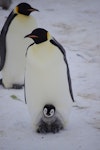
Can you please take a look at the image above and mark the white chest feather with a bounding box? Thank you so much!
[6,14,37,61]
[25,41,72,127]
[2,14,37,88]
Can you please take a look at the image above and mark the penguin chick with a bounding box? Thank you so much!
[0,3,39,89]
[25,28,74,133]
[37,104,63,134]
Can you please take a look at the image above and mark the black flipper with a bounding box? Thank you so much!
[50,38,74,102]
[0,79,2,85]
[24,43,35,104]
[24,78,27,104]
[0,11,17,70]
[25,43,34,56]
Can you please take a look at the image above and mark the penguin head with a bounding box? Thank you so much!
[43,104,55,118]
[14,3,39,16]
[24,28,51,44]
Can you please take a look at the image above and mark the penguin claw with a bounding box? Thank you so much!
[37,121,48,134]
[51,123,63,133]
[37,127,48,134]
[12,84,24,89]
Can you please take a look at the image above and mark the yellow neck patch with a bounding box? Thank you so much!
[14,6,19,14]
[47,32,52,40]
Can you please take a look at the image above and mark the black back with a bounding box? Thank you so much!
[0,11,17,70]
[50,38,74,102]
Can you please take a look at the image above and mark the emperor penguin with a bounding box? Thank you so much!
[37,104,64,133]
[0,2,39,89]
[24,28,74,133]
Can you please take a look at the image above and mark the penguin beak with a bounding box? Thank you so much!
[28,7,39,12]
[24,34,38,39]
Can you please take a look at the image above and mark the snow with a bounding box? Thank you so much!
[0,0,100,150]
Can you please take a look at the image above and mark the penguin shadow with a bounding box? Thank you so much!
[36,104,64,134]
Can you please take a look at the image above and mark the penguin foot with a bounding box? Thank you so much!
[37,120,49,134]
[50,120,63,133]
[12,84,24,89]
[37,118,63,134]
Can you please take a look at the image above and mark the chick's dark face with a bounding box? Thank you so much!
[43,104,55,118]
[17,3,39,16]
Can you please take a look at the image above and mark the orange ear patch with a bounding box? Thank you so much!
[14,6,19,14]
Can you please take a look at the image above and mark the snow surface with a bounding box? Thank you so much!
[0,0,100,150]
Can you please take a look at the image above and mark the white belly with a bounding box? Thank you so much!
[25,42,72,129]
[2,14,37,88]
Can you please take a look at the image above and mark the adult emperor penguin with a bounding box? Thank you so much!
[25,28,74,133]
[0,2,39,89]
